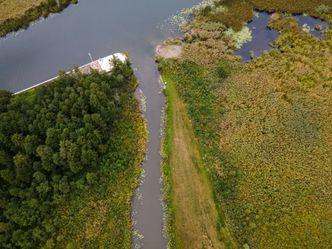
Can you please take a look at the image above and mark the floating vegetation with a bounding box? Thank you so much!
[136,88,147,113]
[302,23,312,32]
[181,0,217,18]
[225,26,253,49]
[158,0,217,33]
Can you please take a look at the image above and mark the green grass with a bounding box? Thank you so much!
[160,73,178,249]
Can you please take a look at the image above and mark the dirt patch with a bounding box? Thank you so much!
[270,12,281,21]
[156,44,183,59]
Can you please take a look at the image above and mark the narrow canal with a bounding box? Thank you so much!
[0,0,201,248]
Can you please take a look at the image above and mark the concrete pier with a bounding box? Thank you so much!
[14,53,126,95]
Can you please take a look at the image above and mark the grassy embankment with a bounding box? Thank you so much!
[161,74,237,249]
[0,0,77,37]
[160,0,332,248]
[0,60,147,249]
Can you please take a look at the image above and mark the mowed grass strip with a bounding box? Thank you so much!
[166,81,225,249]
[0,0,45,22]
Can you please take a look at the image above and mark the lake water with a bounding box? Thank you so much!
[0,0,201,248]
[235,12,329,63]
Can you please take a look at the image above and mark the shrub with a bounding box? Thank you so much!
[216,60,232,78]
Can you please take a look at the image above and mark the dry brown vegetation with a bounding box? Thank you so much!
[218,25,332,246]
[0,0,45,22]
[249,0,332,14]
[208,0,254,31]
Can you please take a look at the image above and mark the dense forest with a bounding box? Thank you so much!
[0,59,146,248]
[159,0,332,248]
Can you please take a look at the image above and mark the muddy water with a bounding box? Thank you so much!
[0,0,201,248]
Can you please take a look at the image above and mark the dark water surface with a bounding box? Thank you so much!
[235,12,329,63]
[234,12,278,63]
[0,0,201,248]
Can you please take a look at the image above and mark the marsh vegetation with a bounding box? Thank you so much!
[159,0,332,248]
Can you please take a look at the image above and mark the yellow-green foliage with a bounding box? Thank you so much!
[249,0,332,14]
[55,106,147,249]
[198,0,332,31]
[0,0,46,21]
[208,0,254,31]
[179,20,235,65]
[218,27,332,248]
[159,4,332,249]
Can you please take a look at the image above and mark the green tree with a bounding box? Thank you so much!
[36,145,54,172]
[24,135,39,155]
[13,153,32,183]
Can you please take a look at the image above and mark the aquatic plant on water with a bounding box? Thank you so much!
[168,0,217,27]
[225,26,252,49]
[302,23,311,33]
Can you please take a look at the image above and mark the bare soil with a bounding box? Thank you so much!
[156,44,183,59]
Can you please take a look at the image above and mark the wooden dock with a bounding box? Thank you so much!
[14,53,127,95]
